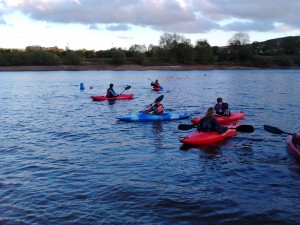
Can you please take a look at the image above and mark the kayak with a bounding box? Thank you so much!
[179,127,237,145]
[117,112,189,122]
[152,86,163,91]
[286,135,300,161]
[191,112,246,124]
[91,94,134,101]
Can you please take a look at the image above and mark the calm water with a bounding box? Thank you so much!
[0,69,300,225]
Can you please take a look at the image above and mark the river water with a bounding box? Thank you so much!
[0,69,300,225]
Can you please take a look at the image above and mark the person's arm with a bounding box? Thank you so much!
[212,119,227,133]
[197,117,205,132]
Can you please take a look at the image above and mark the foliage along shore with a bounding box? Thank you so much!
[0,64,299,71]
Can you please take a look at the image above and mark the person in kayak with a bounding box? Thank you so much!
[197,107,228,134]
[214,97,231,116]
[142,101,164,115]
[106,83,119,98]
[292,133,300,147]
[151,79,160,88]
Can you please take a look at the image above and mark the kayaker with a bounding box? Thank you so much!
[151,79,160,88]
[197,107,228,134]
[142,101,164,115]
[292,133,300,146]
[214,97,231,116]
[106,83,119,98]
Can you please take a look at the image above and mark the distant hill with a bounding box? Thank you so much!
[260,36,300,44]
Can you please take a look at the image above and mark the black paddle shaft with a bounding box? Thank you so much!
[178,124,254,133]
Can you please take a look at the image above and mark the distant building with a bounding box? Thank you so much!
[26,45,42,51]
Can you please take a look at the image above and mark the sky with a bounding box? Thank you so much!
[0,0,299,51]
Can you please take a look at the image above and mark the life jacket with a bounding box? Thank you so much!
[153,103,164,114]
[106,88,116,98]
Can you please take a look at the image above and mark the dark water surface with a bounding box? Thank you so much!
[0,70,300,225]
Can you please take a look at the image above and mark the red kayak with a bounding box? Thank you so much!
[286,135,300,161]
[90,94,134,101]
[179,127,237,145]
[191,112,246,125]
[152,87,161,91]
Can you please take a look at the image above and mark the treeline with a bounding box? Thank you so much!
[0,32,299,67]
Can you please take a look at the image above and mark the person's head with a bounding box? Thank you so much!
[292,133,300,145]
[155,79,158,82]
[217,97,223,105]
[206,107,215,119]
[109,83,114,88]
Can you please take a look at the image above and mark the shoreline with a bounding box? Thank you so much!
[0,64,299,71]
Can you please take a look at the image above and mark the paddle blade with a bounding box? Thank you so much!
[263,124,294,135]
[178,124,197,130]
[235,125,254,133]
[125,85,131,90]
[155,95,164,103]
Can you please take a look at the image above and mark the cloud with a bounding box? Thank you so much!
[1,0,299,34]
[106,24,131,31]
[0,16,6,24]
[89,24,100,30]
[222,21,275,32]
[117,36,133,40]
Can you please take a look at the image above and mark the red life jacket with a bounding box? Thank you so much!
[154,104,164,114]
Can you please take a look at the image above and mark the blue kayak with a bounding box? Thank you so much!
[117,112,189,122]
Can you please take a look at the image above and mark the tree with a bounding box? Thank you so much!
[228,32,250,46]
[194,39,213,64]
[281,36,299,55]
[263,40,280,55]
[63,51,83,65]
[228,32,251,61]
[111,49,127,65]
[176,42,194,64]
[159,33,193,63]
[252,41,262,55]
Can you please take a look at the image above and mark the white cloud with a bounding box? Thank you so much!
[0,0,299,49]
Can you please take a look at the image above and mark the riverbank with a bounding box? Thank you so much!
[0,64,299,71]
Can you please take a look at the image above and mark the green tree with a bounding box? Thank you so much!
[252,41,262,55]
[63,51,83,65]
[194,39,213,64]
[263,40,280,55]
[176,42,194,64]
[159,33,193,63]
[281,36,299,55]
[111,49,127,65]
[27,50,60,65]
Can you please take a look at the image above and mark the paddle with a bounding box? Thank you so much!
[119,85,131,95]
[178,124,254,133]
[140,95,164,112]
[264,125,293,135]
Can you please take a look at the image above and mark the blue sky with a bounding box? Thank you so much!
[0,0,299,50]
